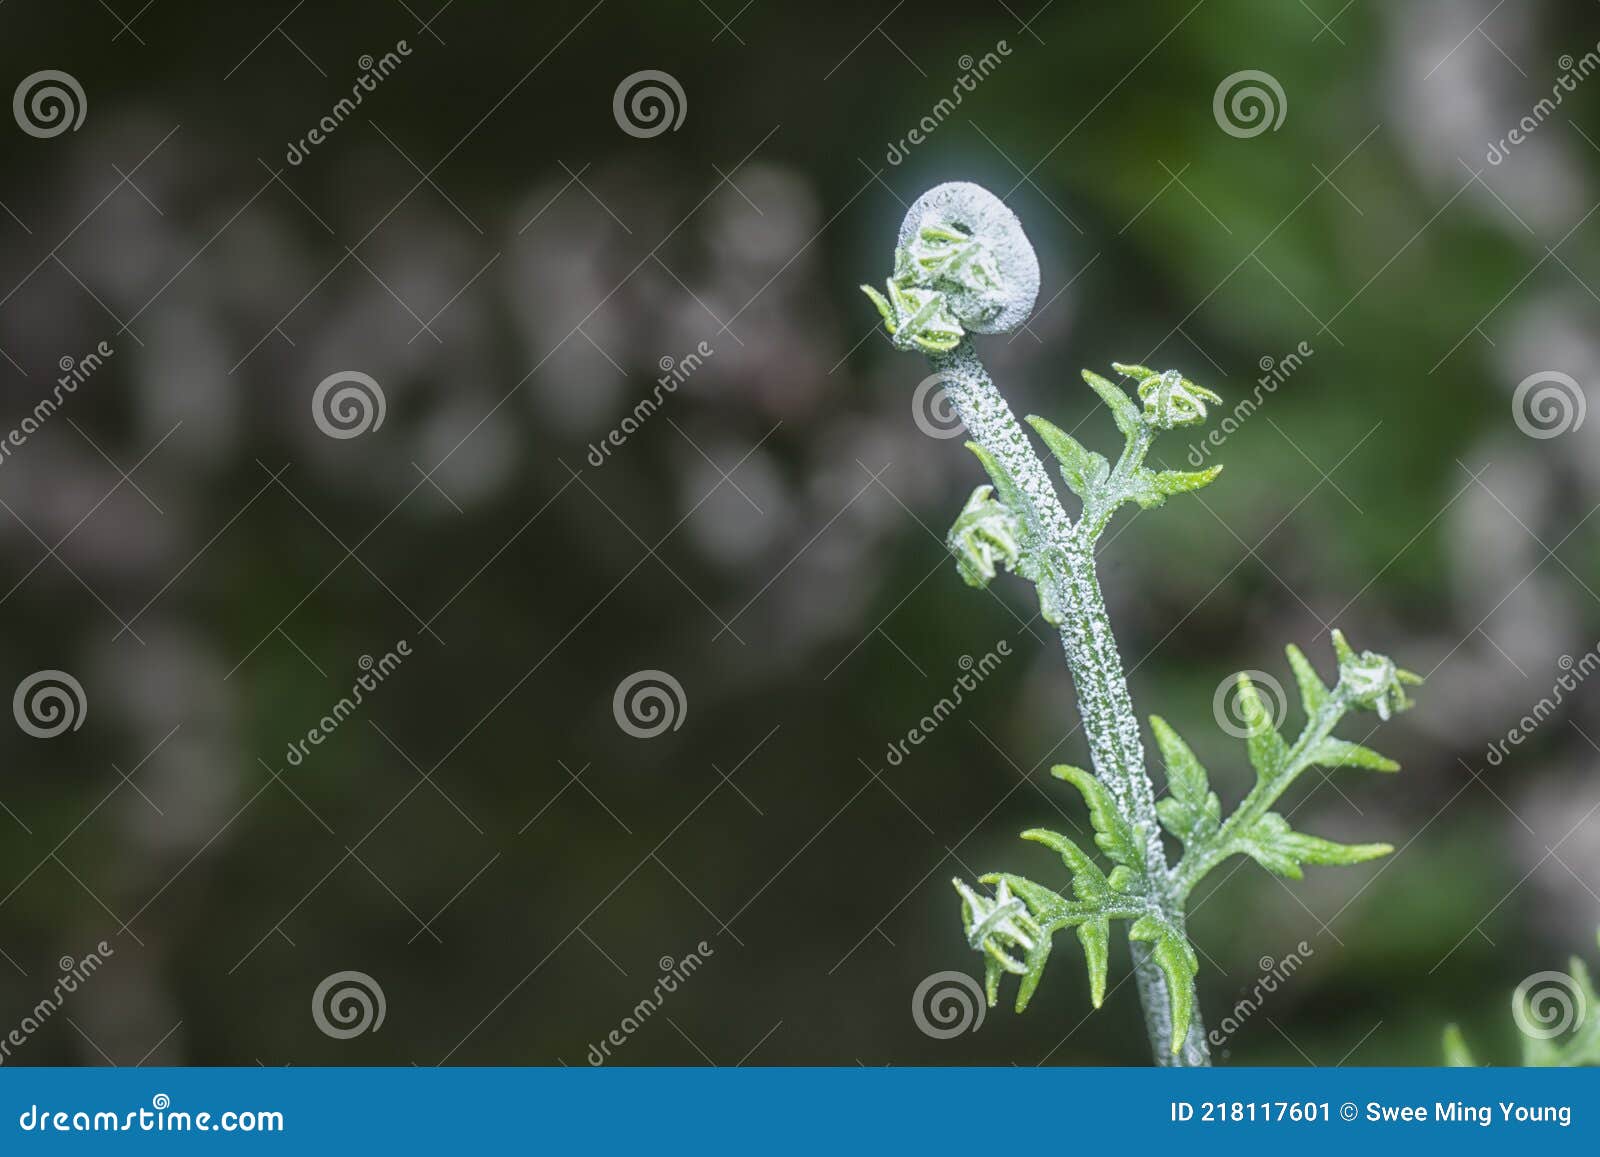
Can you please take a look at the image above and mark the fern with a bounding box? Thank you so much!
[1444,929,1600,1066]
[865,182,1422,1064]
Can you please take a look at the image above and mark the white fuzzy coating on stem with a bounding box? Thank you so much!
[934,343,1209,1065]
[932,346,1166,874]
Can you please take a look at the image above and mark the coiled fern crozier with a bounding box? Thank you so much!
[864,183,1421,1065]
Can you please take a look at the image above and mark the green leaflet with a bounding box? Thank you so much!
[1025,414,1108,502]
[1129,465,1224,510]
[1235,812,1391,879]
[1285,643,1329,716]
[1236,673,1291,787]
[964,443,1026,514]
[861,279,965,352]
[902,224,1003,292]
[946,485,1022,589]
[1111,362,1161,382]
[1051,765,1141,868]
[1149,716,1221,847]
[1129,913,1199,1051]
[1076,919,1111,1008]
[981,872,1075,927]
[960,442,1068,626]
[1441,1024,1477,1067]
[1310,737,1399,772]
[1081,369,1142,438]
[1022,828,1114,902]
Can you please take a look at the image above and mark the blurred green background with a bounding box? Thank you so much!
[0,0,1597,1066]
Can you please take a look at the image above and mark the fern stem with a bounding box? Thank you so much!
[930,341,1210,1065]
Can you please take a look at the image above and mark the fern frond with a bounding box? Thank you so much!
[1171,631,1418,900]
[870,182,1425,1065]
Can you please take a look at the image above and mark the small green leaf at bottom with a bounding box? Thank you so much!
[1128,914,1199,1053]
